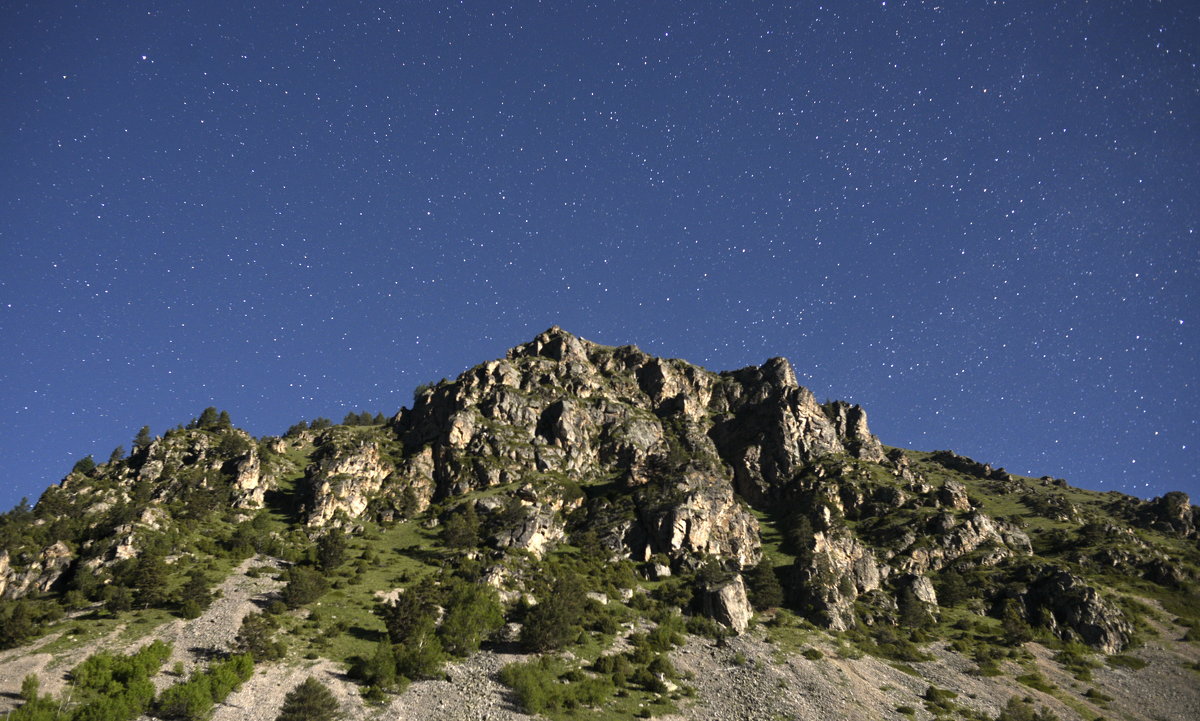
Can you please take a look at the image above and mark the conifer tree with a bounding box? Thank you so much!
[276,677,341,721]
[197,406,220,429]
[316,528,347,571]
[72,455,97,475]
[744,560,784,610]
[441,503,481,550]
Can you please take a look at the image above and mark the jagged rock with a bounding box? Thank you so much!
[645,563,672,580]
[231,444,266,508]
[385,328,883,566]
[928,450,1014,483]
[697,574,753,633]
[797,530,886,630]
[887,448,917,482]
[824,401,887,463]
[938,480,972,510]
[491,496,574,559]
[637,470,761,569]
[906,574,938,606]
[0,541,73,599]
[1145,491,1197,538]
[897,510,1031,575]
[1023,569,1133,653]
[304,437,393,527]
[4,325,1187,673]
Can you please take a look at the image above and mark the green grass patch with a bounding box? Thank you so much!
[1106,654,1148,670]
[1015,671,1056,693]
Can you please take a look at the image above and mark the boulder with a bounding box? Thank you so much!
[1024,569,1133,653]
[697,574,753,633]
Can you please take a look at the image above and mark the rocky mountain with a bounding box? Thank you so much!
[1,327,1198,721]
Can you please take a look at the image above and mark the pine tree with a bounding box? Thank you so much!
[134,426,153,450]
[71,455,96,475]
[108,446,126,464]
[441,503,481,550]
[438,578,504,656]
[520,569,587,652]
[744,560,784,610]
[276,677,341,721]
[177,570,213,619]
[197,407,220,429]
[898,586,932,629]
[378,580,440,645]
[19,673,40,702]
[1001,599,1033,646]
[316,529,347,571]
[127,553,170,608]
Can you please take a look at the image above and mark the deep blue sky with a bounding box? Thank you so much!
[1,1,1196,510]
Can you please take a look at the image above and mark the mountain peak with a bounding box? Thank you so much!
[1,330,1197,721]
[506,325,596,363]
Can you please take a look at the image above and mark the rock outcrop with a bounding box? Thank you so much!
[304,433,395,527]
[0,541,73,599]
[697,575,753,633]
[371,327,890,576]
[1023,568,1134,653]
[1143,491,1198,538]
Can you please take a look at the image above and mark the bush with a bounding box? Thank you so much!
[441,503,481,550]
[1016,672,1055,693]
[393,621,448,680]
[54,642,173,721]
[281,565,329,608]
[521,569,587,652]
[351,640,401,691]
[1054,642,1099,680]
[276,677,342,721]
[995,696,1061,721]
[155,654,253,720]
[236,612,286,662]
[438,579,504,656]
[499,657,615,714]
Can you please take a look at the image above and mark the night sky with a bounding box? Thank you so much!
[1,1,1196,511]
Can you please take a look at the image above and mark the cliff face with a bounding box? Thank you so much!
[4,327,1195,656]
[286,327,1126,647]
[368,327,896,572]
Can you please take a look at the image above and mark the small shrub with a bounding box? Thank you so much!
[1106,654,1148,670]
[1016,672,1055,693]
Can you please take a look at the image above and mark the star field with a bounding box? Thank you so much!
[0,1,1196,509]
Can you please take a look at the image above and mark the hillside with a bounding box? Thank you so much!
[1,327,1198,721]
